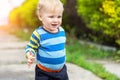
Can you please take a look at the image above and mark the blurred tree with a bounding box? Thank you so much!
[100,0,120,48]
[9,0,40,28]
[9,0,66,28]
[9,0,120,48]
[77,0,120,48]
[9,8,22,27]
[62,0,90,38]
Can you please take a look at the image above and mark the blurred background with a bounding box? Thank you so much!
[0,0,120,79]
[0,0,24,25]
[1,0,120,49]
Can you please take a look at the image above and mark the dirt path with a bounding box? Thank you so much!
[0,28,103,80]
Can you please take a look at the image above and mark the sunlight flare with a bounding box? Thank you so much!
[0,0,25,26]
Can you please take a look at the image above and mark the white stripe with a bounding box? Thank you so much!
[59,27,64,31]
[37,27,47,35]
[40,37,66,46]
[37,26,64,35]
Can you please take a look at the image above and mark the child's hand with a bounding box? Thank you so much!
[26,51,35,68]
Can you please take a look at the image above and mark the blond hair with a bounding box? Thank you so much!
[37,0,64,16]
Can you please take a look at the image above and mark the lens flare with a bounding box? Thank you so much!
[0,0,24,26]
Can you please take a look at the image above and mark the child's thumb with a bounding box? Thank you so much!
[29,51,35,59]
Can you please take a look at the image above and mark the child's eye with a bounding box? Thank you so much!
[49,16,54,18]
[58,16,62,18]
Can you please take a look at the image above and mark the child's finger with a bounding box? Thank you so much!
[31,56,35,59]
[29,51,35,60]
[27,59,33,68]
[29,56,35,61]
[27,51,35,68]
[28,58,32,62]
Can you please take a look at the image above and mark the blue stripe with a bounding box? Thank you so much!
[25,50,29,53]
[40,31,65,41]
[26,45,32,49]
[37,55,65,64]
[25,50,35,55]
[32,33,39,42]
[38,49,65,58]
[30,40,38,46]
[26,45,38,51]
[40,43,65,52]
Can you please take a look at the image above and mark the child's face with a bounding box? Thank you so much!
[40,11,63,32]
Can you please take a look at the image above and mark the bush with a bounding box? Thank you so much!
[9,0,41,28]
[76,0,120,48]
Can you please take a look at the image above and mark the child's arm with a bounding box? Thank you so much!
[25,30,40,68]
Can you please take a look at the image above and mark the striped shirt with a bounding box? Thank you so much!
[25,26,66,70]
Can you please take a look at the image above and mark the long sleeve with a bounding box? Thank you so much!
[25,30,40,55]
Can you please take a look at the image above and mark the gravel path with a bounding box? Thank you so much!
[1,28,119,80]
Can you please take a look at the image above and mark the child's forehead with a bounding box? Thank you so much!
[44,7,63,13]
[43,11,63,16]
[43,9,63,15]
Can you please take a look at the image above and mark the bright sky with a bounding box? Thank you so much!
[0,0,25,25]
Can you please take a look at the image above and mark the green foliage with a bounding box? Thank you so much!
[9,8,21,27]
[9,0,66,28]
[77,0,120,47]
[8,0,120,48]
[114,50,120,61]
[77,0,103,30]
[61,0,66,4]
[9,0,41,28]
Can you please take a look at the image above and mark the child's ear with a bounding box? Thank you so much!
[38,15,42,21]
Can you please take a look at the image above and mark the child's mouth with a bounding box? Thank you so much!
[51,24,58,26]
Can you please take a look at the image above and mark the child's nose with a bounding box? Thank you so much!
[54,18,58,22]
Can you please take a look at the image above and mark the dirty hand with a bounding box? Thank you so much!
[26,51,35,68]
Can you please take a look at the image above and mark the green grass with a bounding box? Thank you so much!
[6,27,120,80]
[66,41,115,60]
[66,39,120,80]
